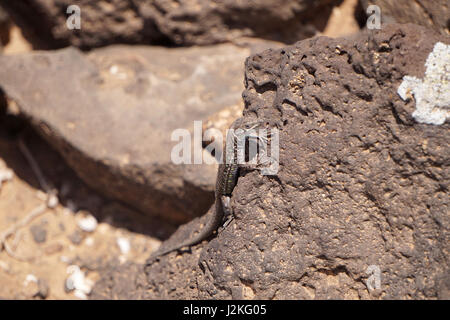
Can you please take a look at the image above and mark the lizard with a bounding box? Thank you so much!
[146,117,268,264]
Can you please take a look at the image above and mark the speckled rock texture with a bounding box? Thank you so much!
[0,42,283,224]
[92,23,449,299]
[0,0,340,49]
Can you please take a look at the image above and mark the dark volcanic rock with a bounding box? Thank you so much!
[0,0,165,49]
[360,0,450,35]
[36,279,50,299]
[136,0,339,46]
[90,262,147,300]
[200,23,449,300]
[0,0,339,49]
[0,43,273,223]
[92,23,449,299]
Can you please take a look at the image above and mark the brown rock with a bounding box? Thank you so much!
[0,0,164,49]
[360,0,450,35]
[0,42,279,223]
[92,23,449,299]
[36,279,49,299]
[68,230,84,245]
[0,0,340,49]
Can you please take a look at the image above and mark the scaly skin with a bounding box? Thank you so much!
[146,118,265,263]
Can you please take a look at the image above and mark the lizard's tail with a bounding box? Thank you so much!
[146,201,220,265]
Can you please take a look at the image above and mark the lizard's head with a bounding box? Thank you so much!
[230,117,266,131]
[226,117,272,164]
[228,117,270,145]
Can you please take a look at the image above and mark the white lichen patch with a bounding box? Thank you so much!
[397,42,450,125]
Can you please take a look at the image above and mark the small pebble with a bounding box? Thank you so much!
[116,237,130,255]
[30,224,47,244]
[24,274,38,285]
[74,290,87,300]
[110,65,118,74]
[77,214,98,232]
[36,279,49,299]
[65,265,93,299]
[65,278,74,292]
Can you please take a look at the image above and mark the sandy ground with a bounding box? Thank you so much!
[0,0,360,299]
[0,120,169,299]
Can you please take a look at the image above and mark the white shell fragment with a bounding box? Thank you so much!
[65,265,94,300]
[24,274,38,285]
[397,42,450,125]
[0,168,14,188]
[77,214,98,232]
[116,237,131,255]
[47,194,59,208]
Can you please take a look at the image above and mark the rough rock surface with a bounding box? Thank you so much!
[0,0,340,49]
[136,0,338,45]
[92,23,449,299]
[90,262,148,300]
[0,43,284,223]
[30,224,48,243]
[0,0,165,49]
[360,0,450,35]
[0,5,10,50]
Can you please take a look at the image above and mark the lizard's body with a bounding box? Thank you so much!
[147,118,264,263]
